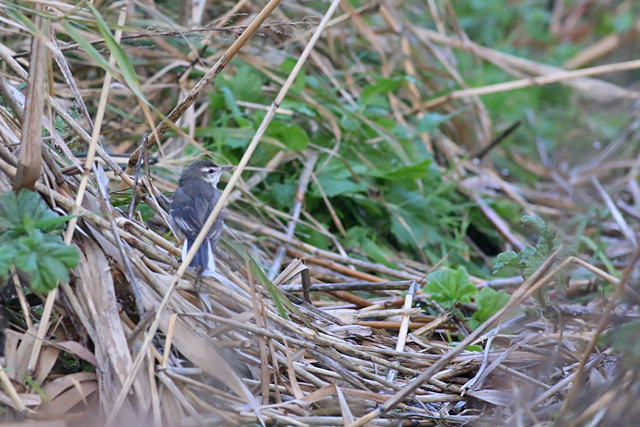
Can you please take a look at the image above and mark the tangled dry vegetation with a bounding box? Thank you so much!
[1,1,640,426]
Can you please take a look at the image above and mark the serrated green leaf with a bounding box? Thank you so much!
[270,182,297,207]
[0,244,17,277]
[0,189,54,229]
[12,214,82,234]
[10,230,78,292]
[521,215,546,232]
[605,320,640,356]
[423,267,477,309]
[230,65,264,102]
[492,251,519,275]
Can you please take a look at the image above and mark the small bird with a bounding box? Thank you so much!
[169,160,232,275]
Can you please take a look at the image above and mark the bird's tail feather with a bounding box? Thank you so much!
[184,239,215,273]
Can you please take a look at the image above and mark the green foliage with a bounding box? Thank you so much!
[423,267,477,309]
[0,190,79,293]
[603,320,640,359]
[493,215,557,278]
[422,266,510,330]
[468,287,511,330]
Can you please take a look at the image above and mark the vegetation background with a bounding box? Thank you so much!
[0,0,639,426]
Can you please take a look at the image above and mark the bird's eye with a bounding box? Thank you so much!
[208,168,214,173]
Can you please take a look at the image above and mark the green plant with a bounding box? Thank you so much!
[422,266,510,331]
[493,215,557,279]
[493,215,573,306]
[0,190,80,292]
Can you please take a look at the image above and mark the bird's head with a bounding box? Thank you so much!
[181,160,233,188]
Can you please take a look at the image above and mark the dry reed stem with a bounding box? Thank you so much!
[0,2,637,425]
[13,2,45,192]
[27,7,128,377]
[424,59,640,109]
[347,246,564,427]
[559,246,640,424]
[107,0,343,421]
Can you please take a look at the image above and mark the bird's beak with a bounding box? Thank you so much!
[221,166,234,172]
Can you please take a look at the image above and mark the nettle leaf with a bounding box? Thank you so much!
[521,215,546,231]
[492,251,519,275]
[229,65,264,103]
[423,267,477,309]
[267,121,309,151]
[0,244,18,277]
[522,215,557,251]
[270,182,297,207]
[471,287,511,328]
[0,189,57,229]
[13,231,79,293]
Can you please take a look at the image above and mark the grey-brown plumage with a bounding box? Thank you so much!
[169,160,232,274]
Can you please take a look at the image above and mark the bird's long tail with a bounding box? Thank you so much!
[183,238,215,273]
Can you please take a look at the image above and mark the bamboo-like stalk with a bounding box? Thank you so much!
[107,0,344,422]
[26,6,128,377]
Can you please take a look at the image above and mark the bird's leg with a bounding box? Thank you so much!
[195,265,204,291]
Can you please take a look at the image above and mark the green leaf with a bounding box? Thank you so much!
[416,107,469,133]
[423,267,477,309]
[280,58,306,94]
[60,19,121,80]
[12,231,79,293]
[88,4,147,104]
[219,85,243,120]
[229,65,264,103]
[0,190,79,233]
[0,244,17,277]
[267,122,309,151]
[605,320,640,356]
[521,215,546,232]
[344,227,397,269]
[0,189,55,229]
[314,175,367,197]
[12,215,82,235]
[472,287,510,327]
[359,77,404,111]
[492,251,519,275]
[367,159,433,181]
[269,182,297,207]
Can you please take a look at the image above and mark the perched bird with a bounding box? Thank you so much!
[169,160,232,275]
